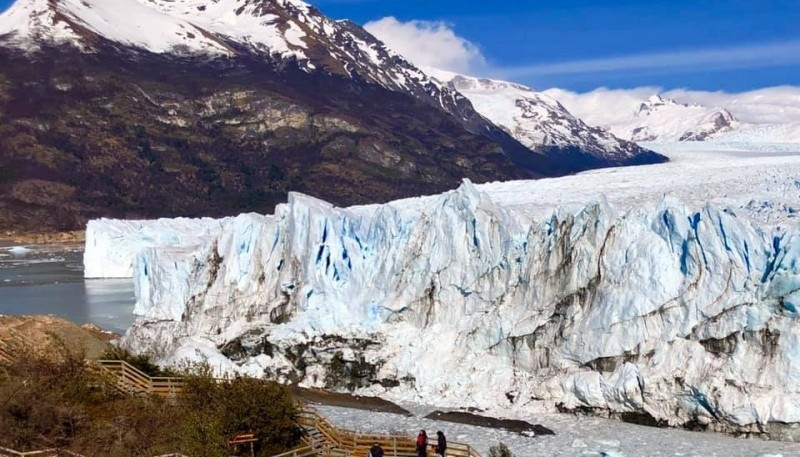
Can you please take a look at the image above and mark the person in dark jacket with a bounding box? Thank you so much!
[435,431,447,456]
[416,430,428,457]
[368,443,384,457]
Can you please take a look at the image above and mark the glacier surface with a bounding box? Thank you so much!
[89,146,800,438]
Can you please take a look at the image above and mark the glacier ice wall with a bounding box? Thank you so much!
[115,180,800,437]
[84,217,228,278]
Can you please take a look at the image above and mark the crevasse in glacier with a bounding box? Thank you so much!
[111,179,800,437]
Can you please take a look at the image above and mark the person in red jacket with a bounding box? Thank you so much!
[416,430,428,457]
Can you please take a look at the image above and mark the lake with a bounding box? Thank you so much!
[0,242,135,333]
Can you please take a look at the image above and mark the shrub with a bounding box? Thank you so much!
[0,345,299,456]
[99,346,177,377]
[73,397,181,457]
[0,342,116,450]
[489,442,514,457]
[178,368,300,457]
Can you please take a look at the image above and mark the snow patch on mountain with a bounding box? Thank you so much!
[629,94,737,142]
[85,145,800,438]
[426,69,650,161]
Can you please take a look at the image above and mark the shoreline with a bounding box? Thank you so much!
[0,230,85,245]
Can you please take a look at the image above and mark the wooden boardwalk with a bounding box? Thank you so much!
[295,408,481,457]
[0,354,482,457]
[93,361,482,457]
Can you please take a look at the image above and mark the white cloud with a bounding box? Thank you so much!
[663,87,800,125]
[543,87,660,128]
[543,86,800,128]
[364,16,486,74]
[498,41,800,79]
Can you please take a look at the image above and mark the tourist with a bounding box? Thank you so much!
[436,431,447,456]
[416,430,428,457]
[369,442,384,457]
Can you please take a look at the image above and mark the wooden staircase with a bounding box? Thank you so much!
[0,342,13,364]
[91,361,483,457]
[95,360,184,399]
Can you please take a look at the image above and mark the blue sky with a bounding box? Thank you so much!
[316,0,800,91]
[1,0,798,91]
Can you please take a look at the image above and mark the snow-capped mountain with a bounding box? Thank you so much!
[429,70,654,162]
[625,95,738,142]
[544,90,755,143]
[0,0,668,232]
[0,0,478,124]
[546,88,800,145]
[0,0,531,231]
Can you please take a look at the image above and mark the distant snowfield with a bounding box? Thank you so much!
[545,87,800,144]
[318,403,800,457]
[472,142,800,225]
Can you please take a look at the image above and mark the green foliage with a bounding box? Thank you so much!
[178,367,300,457]
[99,346,177,377]
[489,442,514,457]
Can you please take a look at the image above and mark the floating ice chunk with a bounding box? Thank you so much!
[7,246,30,255]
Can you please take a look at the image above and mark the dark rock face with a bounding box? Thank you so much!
[0,45,535,231]
[424,410,555,436]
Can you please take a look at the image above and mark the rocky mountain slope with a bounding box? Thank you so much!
[0,0,665,232]
[429,70,655,161]
[0,46,530,231]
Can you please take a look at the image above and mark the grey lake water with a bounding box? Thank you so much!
[0,242,136,333]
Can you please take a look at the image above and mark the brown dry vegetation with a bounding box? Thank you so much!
[0,230,84,243]
[0,345,300,457]
[0,315,111,360]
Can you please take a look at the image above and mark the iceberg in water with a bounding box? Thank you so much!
[87,179,800,438]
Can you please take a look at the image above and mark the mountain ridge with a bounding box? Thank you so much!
[0,0,666,232]
[426,69,655,162]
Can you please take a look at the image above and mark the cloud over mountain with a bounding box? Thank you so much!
[364,16,486,74]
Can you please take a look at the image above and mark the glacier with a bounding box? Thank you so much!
[84,217,228,278]
[90,146,800,439]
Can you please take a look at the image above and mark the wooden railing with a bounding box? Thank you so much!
[297,408,482,457]
[266,446,318,457]
[0,447,58,457]
[95,360,184,398]
[0,447,85,457]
